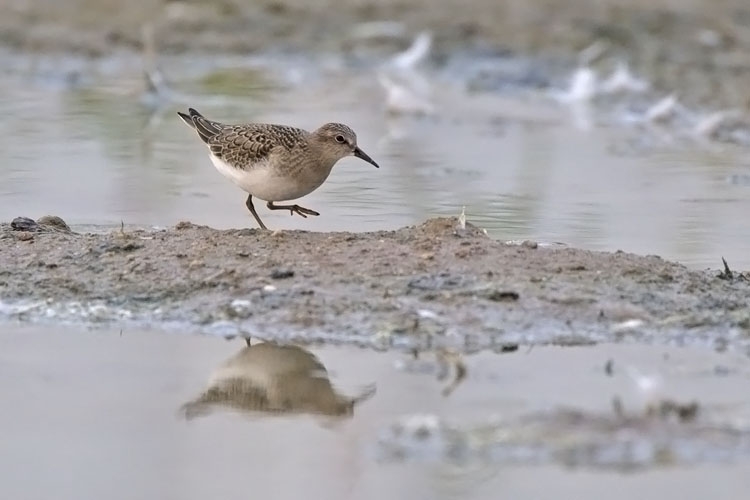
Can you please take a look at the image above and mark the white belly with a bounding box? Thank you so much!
[209,154,312,202]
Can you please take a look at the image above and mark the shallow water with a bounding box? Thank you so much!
[2,325,750,499]
[1,53,750,270]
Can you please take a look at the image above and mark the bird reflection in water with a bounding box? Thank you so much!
[181,340,376,420]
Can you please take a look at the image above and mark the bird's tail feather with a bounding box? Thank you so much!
[177,111,194,129]
[177,108,223,144]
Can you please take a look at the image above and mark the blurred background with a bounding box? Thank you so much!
[2,0,750,267]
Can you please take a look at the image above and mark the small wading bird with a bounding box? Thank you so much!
[177,108,380,230]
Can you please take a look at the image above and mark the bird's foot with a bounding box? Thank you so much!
[288,205,320,218]
[267,202,320,219]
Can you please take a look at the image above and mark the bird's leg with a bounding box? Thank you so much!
[266,201,320,219]
[245,195,268,230]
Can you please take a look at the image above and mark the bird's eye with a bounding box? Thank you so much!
[335,135,346,144]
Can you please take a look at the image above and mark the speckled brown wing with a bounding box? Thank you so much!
[208,124,309,171]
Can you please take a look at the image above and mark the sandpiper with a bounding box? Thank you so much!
[177,108,380,230]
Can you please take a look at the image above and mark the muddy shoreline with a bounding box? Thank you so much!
[1,216,748,351]
[4,0,750,110]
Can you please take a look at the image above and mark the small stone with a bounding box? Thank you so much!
[99,241,142,253]
[11,217,38,232]
[227,299,253,319]
[486,290,519,302]
[15,231,34,241]
[37,215,71,232]
[498,344,519,353]
[270,268,294,279]
[522,240,538,249]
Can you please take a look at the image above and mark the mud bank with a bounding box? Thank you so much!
[1,216,748,350]
[4,0,750,110]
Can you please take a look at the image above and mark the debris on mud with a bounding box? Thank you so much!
[646,399,700,423]
[718,257,747,282]
[436,349,467,397]
[376,403,750,470]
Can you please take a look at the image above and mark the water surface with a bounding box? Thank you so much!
[2,326,750,499]
[1,53,749,268]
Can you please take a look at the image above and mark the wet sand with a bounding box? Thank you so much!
[1,216,748,349]
[2,325,750,499]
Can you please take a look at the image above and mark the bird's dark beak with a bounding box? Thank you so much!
[353,147,380,168]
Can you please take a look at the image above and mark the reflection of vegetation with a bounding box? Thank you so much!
[62,66,279,168]
[61,87,164,168]
[59,85,196,215]
[198,68,276,97]
[181,341,375,420]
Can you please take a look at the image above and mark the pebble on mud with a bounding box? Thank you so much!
[270,268,294,279]
[226,299,253,319]
[14,231,34,241]
[496,344,520,353]
[11,215,72,234]
[37,215,71,233]
[11,217,37,232]
[485,289,520,302]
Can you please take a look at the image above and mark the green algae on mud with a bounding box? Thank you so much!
[1,216,748,351]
